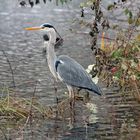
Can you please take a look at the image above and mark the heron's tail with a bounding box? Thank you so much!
[88,84,102,96]
[76,85,102,96]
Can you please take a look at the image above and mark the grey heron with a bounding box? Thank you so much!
[25,23,102,98]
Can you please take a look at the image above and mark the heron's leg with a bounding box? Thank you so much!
[66,85,75,124]
[66,85,74,98]
[66,85,75,107]
[53,79,58,105]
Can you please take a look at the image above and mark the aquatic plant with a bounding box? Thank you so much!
[80,0,140,100]
[0,85,54,120]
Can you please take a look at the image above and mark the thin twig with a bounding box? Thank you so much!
[1,50,15,87]
[98,35,115,41]
[17,81,38,139]
[29,80,38,123]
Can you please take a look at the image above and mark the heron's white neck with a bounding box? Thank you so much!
[44,29,58,79]
[47,29,57,60]
[48,28,56,44]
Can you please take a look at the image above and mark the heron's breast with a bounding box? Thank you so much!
[56,72,63,81]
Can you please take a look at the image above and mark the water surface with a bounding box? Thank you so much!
[0,0,139,139]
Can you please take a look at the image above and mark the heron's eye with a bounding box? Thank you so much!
[42,26,45,29]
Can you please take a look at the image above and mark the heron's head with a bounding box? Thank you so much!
[25,23,55,32]
[25,23,62,42]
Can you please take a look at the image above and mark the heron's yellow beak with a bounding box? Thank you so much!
[25,27,42,31]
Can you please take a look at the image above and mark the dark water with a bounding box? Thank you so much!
[0,0,140,139]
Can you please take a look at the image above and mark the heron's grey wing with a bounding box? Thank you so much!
[56,55,101,95]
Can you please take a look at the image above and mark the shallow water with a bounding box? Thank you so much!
[0,0,140,140]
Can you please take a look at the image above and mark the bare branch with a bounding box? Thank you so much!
[1,50,16,87]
